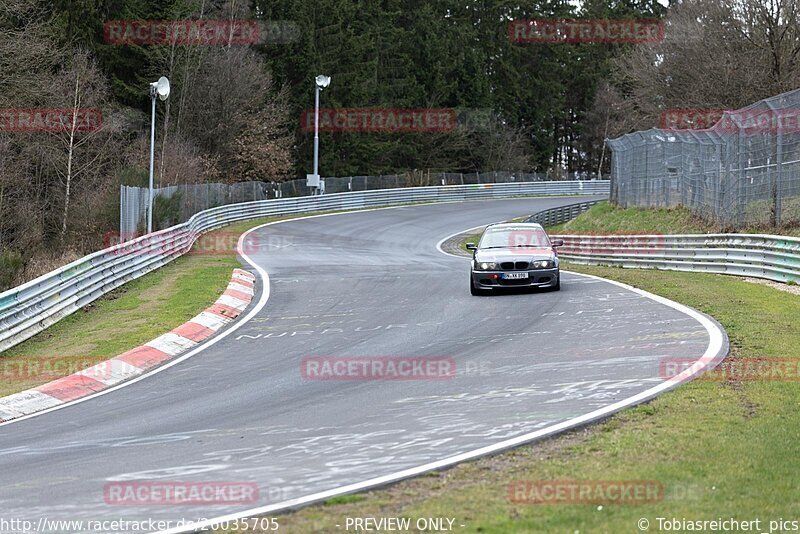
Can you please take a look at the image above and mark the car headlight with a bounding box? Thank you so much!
[532,260,554,268]
[474,261,497,270]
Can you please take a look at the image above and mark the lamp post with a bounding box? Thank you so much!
[310,74,330,195]
[147,76,171,233]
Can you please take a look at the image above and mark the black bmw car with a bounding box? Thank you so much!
[467,223,563,295]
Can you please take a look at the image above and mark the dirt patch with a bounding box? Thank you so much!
[742,276,800,296]
[137,265,184,302]
[440,230,481,257]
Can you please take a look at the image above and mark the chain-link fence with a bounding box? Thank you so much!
[120,170,602,238]
[119,181,272,238]
[608,88,800,229]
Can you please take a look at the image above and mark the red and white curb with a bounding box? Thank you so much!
[0,268,256,423]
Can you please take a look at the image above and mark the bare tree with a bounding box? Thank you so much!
[731,0,800,94]
[178,45,293,181]
[464,114,532,172]
[0,0,66,272]
[0,0,65,107]
[124,132,222,186]
[610,0,799,132]
[232,86,294,181]
[43,50,112,239]
[582,83,635,177]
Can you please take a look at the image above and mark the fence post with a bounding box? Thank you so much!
[736,124,746,227]
[715,139,723,223]
[644,136,651,207]
[775,117,783,227]
[660,141,667,208]
[119,184,124,239]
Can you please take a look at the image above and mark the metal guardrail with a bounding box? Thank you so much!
[554,234,800,283]
[522,200,800,284]
[524,200,601,226]
[607,87,800,228]
[0,181,608,353]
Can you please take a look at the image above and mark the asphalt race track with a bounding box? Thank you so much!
[0,196,725,531]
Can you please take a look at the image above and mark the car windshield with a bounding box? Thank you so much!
[479,226,551,249]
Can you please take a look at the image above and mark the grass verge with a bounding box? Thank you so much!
[460,202,718,249]
[548,201,714,234]
[0,199,562,398]
[459,200,800,253]
[255,265,800,533]
[549,200,800,236]
[0,214,309,397]
[249,205,800,533]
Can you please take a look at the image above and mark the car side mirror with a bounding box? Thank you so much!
[466,243,477,251]
[552,239,564,247]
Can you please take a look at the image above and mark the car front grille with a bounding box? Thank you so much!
[500,261,530,270]
[496,273,556,286]
[498,277,530,286]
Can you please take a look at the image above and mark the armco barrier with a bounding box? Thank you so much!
[521,200,800,284]
[524,199,601,226]
[554,234,800,284]
[0,181,608,352]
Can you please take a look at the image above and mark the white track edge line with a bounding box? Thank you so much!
[0,201,512,428]
[0,212,329,427]
[156,221,727,534]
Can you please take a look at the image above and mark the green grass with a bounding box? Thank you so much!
[248,204,800,533]
[458,201,800,255]
[552,200,800,236]
[0,213,322,397]
[323,495,366,506]
[7,200,799,532]
[548,201,714,234]
[0,199,558,398]
[457,202,710,251]
[259,265,800,533]
[743,195,800,229]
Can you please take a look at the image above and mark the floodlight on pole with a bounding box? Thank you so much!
[315,75,331,89]
[311,74,331,195]
[147,76,170,233]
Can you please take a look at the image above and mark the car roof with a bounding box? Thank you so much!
[485,222,545,230]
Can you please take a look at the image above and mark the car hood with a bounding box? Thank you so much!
[474,247,555,262]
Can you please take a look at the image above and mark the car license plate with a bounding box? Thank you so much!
[502,272,528,279]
